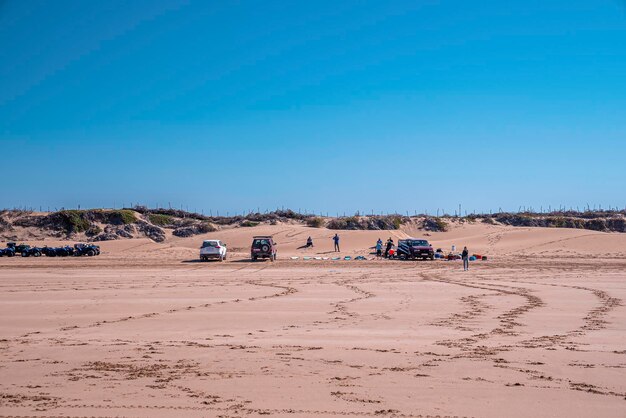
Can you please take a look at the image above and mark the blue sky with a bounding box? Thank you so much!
[1,0,625,215]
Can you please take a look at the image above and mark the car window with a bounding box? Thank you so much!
[202,241,218,248]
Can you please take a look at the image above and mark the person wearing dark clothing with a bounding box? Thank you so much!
[333,234,340,252]
[462,246,469,271]
[306,236,313,248]
[384,238,394,258]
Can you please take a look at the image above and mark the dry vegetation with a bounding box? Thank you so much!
[1,207,624,243]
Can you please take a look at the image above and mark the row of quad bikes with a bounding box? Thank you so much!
[0,243,101,257]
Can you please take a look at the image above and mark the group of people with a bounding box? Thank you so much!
[305,234,471,270]
[303,234,340,252]
[375,237,395,258]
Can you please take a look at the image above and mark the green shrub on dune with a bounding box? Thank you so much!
[241,220,259,227]
[107,210,137,225]
[307,217,325,228]
[198,222,217,233]
[57,210,91,233]
[148,213,173,226]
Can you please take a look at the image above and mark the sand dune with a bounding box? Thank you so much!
[5,221,625,261]
[0,225,625,417]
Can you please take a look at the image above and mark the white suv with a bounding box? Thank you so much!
[200,240,227,261]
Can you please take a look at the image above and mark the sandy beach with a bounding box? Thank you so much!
[1,223,625,417]
[3,1,625,416]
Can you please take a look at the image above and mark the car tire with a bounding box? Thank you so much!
[87,250,95,256]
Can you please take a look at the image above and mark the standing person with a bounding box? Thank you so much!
[375,239,383,258]
[384,238,394,258]
[333,234,340,252]
[462,246,469,271]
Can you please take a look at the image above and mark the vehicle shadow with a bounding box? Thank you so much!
[180,258,273,264]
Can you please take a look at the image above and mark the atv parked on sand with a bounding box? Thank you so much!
[7,242,31,255]
[251,236,277,261]
[396,239,434,260]
[0,246,16,257]
[73,243,100,257]
[43,246,74,257]
[21,247,43,257]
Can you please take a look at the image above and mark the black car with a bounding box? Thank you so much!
[396,239,435,260]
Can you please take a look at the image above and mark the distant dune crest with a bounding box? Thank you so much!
[1,207,625,243]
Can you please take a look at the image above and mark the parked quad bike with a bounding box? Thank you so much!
[7,242,31,255]
[43,246,74,257]
[73,243,100,257]
[21,247,43,257]
[0,247,16,257]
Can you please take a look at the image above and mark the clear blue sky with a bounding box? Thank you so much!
[1,0,625,215]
